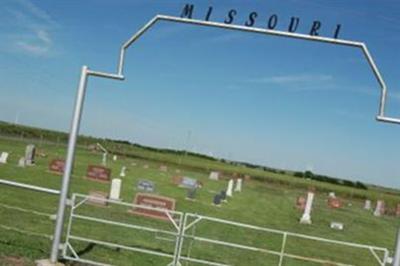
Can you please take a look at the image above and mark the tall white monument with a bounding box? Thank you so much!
[226,179,234,197]
[109,178,122,201]
[102,153,107,166]
[300,192,314,224]
[234,178,242,192]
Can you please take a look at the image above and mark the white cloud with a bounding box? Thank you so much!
[1,0,57,57]
[247,74,333,85]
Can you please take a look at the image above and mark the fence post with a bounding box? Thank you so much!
[393,229,400,266]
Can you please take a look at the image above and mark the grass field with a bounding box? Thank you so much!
[1,136,400,266]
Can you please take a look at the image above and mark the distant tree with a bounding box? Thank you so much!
[294,172,304,178]
[304,171,314,179]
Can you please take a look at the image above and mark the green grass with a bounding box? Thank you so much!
[0,137,400,265]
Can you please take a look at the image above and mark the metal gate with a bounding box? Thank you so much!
[62,194,390,266]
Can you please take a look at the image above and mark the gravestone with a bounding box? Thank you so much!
[374,200,385,217]
[137,180,155,193]
[172,176,183,185]
[226,179,234,197]
[143,164,149,169]
[25,144,36,166]
[109,178,122,201]
[160,165,168,172]
[244,175,251,181]
[234,178,242,192]
[180,176,198,189]
[213,194,222,206]
[0,152,9,164]
[113,155,117,161]
[328,197,341,209]
[49,159,65,174]
[18,157,26,167]
[175,169,181,173]
[86,165,111,182]
[220,190,227,202]
[209,171,219,180]
[330,222,344,230]
[328,192,336,198]
[300,192,314,224]
[186,188,197,201]
[120,166,126,177]
[88,191,108,206]
[364,200,371,210]
[130,193,176,221]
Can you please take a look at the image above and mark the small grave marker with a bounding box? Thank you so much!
[160,165,168,172]
[130,193,176,221]
[213,194,222,206]
[88,191,108,206]
[0,152,9,164]
[220,190,227,202]
[364,200,372,210]
[86,165,111,182]
[180,176,198,189]
[226,179,234,197]
[296,196,306,210]
[48,159,65,174]
[328,197,342,209]
[186,188,197,201]
[137,180,155,193]
[209,171,219,180]
[113,155,117,161]
[25,144,36,166]
[234,178,242,192]
[18,157,26,167]
[330,222,344,230]
[374,200,385,217]
[120,166,126,177]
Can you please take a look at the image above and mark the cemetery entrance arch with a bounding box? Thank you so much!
[50,13,399,264]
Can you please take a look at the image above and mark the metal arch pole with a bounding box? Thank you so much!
[50,65,89,263]
[393,229,400,266]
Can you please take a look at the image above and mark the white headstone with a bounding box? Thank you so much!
[25,144,36,166]
[113,155,117,161]
[374,200,384,217]
[109,178,122,201]
[18,157,26,167]
[209,171,219,180]
[0,152,9,164]
[102,153,107,166]
[226,179,234,197]
[234,178,242,192]
[328,192,336,198]
[364,199,371,210]
[120,166,126,177]
[300,192,314,224]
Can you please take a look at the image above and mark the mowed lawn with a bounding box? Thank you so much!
[0,137,399,266]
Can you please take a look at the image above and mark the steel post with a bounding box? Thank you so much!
[393,228,400,266]
[50,65,89,263]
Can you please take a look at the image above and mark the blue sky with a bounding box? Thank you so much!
[0,0,400,187]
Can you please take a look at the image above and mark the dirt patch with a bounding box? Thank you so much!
[0,256,27,266]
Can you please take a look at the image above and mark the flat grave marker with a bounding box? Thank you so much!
[159,165,168,172]
[137,180,155,193]
[48,159,65,174]
[88,191,108,206]
[18,157,26,168]
[186,188,197,201]
[129,193,176,221]
[86,165,111,182]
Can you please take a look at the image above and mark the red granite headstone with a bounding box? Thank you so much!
[129,193,176,221]
[49,159,65,174]
[328,197,342,209]
[86,165,111,182]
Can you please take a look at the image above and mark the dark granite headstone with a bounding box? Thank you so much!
[213,194,222,206]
